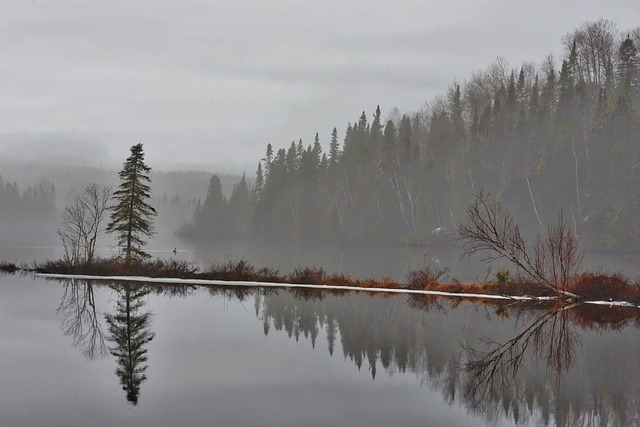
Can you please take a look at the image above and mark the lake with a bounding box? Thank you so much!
[1,272,639,426]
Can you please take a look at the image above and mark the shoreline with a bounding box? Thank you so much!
[37,272,639,308]
[4,256,640,307]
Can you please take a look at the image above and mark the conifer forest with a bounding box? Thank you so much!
[180,20,640,252]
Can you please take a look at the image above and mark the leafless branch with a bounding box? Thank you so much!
[457,191,581,299]
[58,183,112,264]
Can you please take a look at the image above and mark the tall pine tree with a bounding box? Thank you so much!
[107,143,157,261]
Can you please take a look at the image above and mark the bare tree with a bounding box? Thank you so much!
[534,210,583,292]
[385,106,402,128]
[457,191,581,299]
[564,19,618,86]
[57,278,107,360]
[58,200,86,265]
[58,183,112,264]
[463,56,511,113]
[463,302,580,401]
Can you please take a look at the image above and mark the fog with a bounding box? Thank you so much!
[2,4,640,281]
[1,1,638,170]
[4,6,640,426]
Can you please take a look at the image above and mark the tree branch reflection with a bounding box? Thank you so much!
[463,301,581,402]
[57,278,107,360]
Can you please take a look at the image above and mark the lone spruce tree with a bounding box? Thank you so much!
[107,143,157,262]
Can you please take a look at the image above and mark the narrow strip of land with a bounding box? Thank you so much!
[37,273,638,308]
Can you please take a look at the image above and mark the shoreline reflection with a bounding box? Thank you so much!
[50,278,640,425]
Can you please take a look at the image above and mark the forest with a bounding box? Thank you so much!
[180,19,640,252]
[0,174,56,217]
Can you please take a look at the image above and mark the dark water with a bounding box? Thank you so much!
[1,273,639,426]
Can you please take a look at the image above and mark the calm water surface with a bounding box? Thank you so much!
[1,273,639,426]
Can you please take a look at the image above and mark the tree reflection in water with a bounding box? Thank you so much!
[463,301,581,401]
[253,289,640,426]
[104,283,155,405]
[50,278,640,425]
[57,278,107,360]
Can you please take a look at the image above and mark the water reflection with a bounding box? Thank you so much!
[104,283,155,405]
[460,302,640,426]
[49,278,640,425]
[55,279,191,405]
[57,278,107,360]
[252,289,640,426]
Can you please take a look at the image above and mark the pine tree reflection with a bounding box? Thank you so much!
[105,283,155,405]
[57,278,107,360]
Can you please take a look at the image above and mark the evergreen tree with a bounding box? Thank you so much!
[312,132,322,167]
[254,162,264,202]
[370,105,383,150]
[617,36,640,97]
[329,127,340,171]
[507,71,517,109]
[380,120,397,174]
[397,115,415,167]
[107,144,157,261]
[450,84,466,142]
[516,67,526,104]
[529,75,540,119]
[105,284,154,405]
[264,143,274,180]
[228,173,252,236]
[540,59,557,119]
[198,175,227,237]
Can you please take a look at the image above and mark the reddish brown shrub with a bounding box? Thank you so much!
[288,266,327,284]
[406,266,448,290]
[569,272,640,304]
[325,274,353,287]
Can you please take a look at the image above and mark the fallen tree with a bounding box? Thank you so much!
[457,191,582,300]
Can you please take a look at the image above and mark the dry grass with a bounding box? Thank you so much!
[288,266,327,284]
[568,272,640,305]
[0,261,19,273]
[204,258,281,282]
[406,266,448,290]
[35,257,199,278]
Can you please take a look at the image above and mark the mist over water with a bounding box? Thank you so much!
[2,6,640,426]
[1,155,640,289]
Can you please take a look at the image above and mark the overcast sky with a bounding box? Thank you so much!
[0,0,638,173]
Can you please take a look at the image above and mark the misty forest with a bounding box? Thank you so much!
[175,20,640,253]
[1,20,639,254]
[3,17,640,427]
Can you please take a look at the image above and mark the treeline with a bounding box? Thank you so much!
[183,20,640,250]
[176,174,252,240]
[0,175,56,216]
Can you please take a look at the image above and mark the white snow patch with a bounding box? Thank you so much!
[584,300,638,308]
